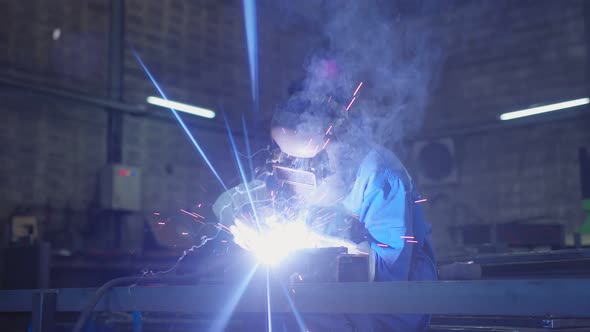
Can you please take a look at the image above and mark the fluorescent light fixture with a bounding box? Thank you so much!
[147,96,216,119]
[500,98,589,121]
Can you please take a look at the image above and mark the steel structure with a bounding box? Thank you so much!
[1,279,589,331]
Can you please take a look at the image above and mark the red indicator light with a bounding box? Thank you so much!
[119,169,126,176]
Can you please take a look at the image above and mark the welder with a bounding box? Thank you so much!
[260,86,437,331]
[214,51,438,329]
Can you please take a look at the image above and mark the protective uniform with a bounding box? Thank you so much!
[344,147,437,331]
[293,147,437,332]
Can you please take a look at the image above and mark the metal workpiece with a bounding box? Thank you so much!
[1,279,589,317]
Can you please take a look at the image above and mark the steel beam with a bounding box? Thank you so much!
[0,280,589,317]
[107,0,125,164]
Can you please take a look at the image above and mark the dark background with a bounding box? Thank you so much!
[0,0,588,265]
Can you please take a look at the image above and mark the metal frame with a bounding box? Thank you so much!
[1,280,589,317]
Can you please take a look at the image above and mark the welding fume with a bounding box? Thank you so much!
[212,58,437,331]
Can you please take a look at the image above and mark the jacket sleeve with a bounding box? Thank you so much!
[344,166,410,268]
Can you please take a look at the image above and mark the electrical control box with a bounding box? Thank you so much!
[99,164,142,211]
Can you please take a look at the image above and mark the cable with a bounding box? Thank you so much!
[71,272,204,332]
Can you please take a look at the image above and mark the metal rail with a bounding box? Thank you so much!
[1,279,589,317]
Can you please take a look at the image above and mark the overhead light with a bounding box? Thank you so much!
[146,96,216,119]
[500,98,589,121]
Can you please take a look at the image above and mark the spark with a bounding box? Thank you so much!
[312,213,337,229]
[377,243,388,248]
[157,222,166,225]
[197,203,202,208]
[180,209,206,226]
[330,196,345,205]
[217,223,232,233]
[282,127,287,135]
[313,145,320,154]
[153,212,160,216]
[327,96,332,103]
[414,198,428,204]
[400,236,415,239]
[322,138,331,150]
[315,193,327,203]
[325,125,333,135]
[132,49,228,191]
[298,275,303,281]
[353,81,363,96]
[315,211,335,221]
[307,138,313,146]
[181,232,189,235]
[292,288,296,294]
[180,208,205,219]
[407,240,418,244]
[221,240,227,243]
[294,197,306,209]
[345,97,356,112]
[224,115,261,231]
[180,209,230,235]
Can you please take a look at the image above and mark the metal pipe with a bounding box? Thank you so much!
[0,76,144,113]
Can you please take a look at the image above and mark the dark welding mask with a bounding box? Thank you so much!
[268,93,342,193]
[267,146,332,194]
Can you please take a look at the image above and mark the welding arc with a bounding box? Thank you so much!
[132,49,228,192]
[224,114,262,231]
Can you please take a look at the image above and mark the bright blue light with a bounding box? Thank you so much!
[208,263,258,332]
[266,267,273,332]
[243,0,259,113]
[132,50,228,191]
[280,283,308,331]
[224,114,261,230]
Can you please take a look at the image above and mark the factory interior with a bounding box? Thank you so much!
[1,0,590,331]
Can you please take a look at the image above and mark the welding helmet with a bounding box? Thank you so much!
[270,91,345,159]
[271,55,348,158]
[270,105,330,159]
[269,90,348,197]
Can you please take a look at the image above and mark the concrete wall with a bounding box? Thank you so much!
[415,0,590,253]
[0,0,320,249]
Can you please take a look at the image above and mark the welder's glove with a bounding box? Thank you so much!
[228,218,259,252]
[212,180,268,228]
